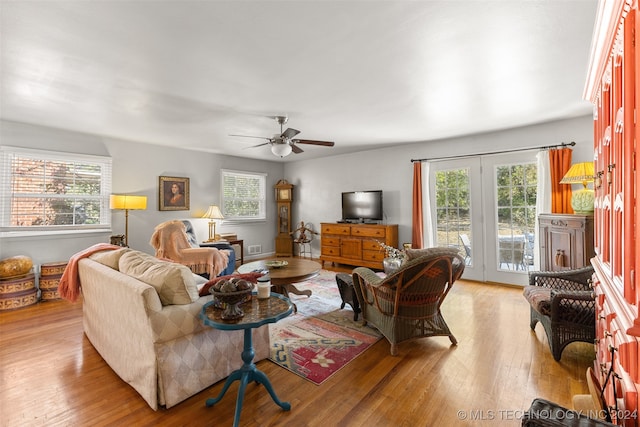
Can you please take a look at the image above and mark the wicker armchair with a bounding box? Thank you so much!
[352,249,465,356]
[523,266,596,361]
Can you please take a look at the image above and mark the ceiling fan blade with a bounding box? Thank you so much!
[243,142,271,149]
[293,139,335,147]
[281,128,301,139]
[229,134,272,141]
[291,144,304,154]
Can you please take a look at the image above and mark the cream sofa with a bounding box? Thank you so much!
[78,248,270,410]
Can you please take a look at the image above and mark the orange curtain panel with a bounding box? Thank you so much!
[412,161,424,248]
[549,148,573,213]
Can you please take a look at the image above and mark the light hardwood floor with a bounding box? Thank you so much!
[1,261,594,426]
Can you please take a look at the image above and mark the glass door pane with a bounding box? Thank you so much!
[483,153,537,285]
[429,158,483,281]
[496,163,537,272]
[435,168,471,262]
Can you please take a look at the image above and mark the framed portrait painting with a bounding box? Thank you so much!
[159,176,190,211]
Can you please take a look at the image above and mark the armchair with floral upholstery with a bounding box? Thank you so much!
[150,220,232,279]
[352,248,465,356]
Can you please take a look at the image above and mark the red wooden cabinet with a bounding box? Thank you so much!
[584,1,640,425]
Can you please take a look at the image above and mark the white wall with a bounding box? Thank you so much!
[0,120,284,268]
[1,115,594,269]
[284,115,594,257]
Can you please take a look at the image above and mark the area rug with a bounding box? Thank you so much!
[269,269,381,385]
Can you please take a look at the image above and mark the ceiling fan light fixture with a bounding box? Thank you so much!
[230,116,334,157]
[271,142,292,157]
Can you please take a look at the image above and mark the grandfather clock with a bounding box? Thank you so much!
[274,179,293,257]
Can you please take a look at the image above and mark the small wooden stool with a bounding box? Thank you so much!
[335,273,360,321]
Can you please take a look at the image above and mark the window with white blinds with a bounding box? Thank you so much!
[221,169,266,221]
[0,146,112,231]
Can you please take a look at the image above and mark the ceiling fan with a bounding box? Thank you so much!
[230,116,335,157]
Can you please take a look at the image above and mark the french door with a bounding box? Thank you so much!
[427,152,537,286]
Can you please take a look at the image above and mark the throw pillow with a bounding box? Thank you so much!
[199,271,265,297]
[119,251,199,305]
[192,273,209,293]
[89,247,131,270]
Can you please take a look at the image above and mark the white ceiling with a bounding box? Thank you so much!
[0,1,597,161]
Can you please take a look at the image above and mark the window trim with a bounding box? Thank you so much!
[0,146,112,234]
[220,169,267,222]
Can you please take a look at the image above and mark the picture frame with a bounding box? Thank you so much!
[159,176,190,211]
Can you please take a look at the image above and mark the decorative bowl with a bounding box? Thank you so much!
[264,260,288,269]
[210,284,254,320]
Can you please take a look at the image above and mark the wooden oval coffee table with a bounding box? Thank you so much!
[237,258,321,299]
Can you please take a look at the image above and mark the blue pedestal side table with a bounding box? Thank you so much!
[200,293,293,427]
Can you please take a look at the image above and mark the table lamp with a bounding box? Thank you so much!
[202,205,224,242]
[110,194,148,246]
[559,162,595,214]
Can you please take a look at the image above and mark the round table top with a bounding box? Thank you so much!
[237,258,321,285]
[200,293,293,329]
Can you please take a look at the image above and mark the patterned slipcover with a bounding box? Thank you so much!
[78,252,269,410]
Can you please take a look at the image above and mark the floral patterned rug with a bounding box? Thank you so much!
[268,270,381,385]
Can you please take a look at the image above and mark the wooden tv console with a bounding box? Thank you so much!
[319,222,398,270]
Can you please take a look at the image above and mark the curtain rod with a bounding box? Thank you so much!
[410,141,576,163]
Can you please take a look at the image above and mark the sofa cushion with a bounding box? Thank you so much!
[119,251,199,305]
[89,247,131,270]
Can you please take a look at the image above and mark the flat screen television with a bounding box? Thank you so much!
[341,190,383,222]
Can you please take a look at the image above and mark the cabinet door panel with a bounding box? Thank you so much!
[548,230,574,271]
[341,239,362,259]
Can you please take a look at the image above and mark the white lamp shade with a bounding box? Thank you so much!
[271,143,292,157]
[202,205,224,220]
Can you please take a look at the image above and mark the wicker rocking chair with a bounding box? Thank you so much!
[523,266,596,361]
[352,249,465,356]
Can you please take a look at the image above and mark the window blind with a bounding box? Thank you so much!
[0,146,112,231]
[221,169,266,221]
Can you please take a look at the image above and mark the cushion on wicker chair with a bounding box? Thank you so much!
[523,286,552,316]
[404,246,461,262]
